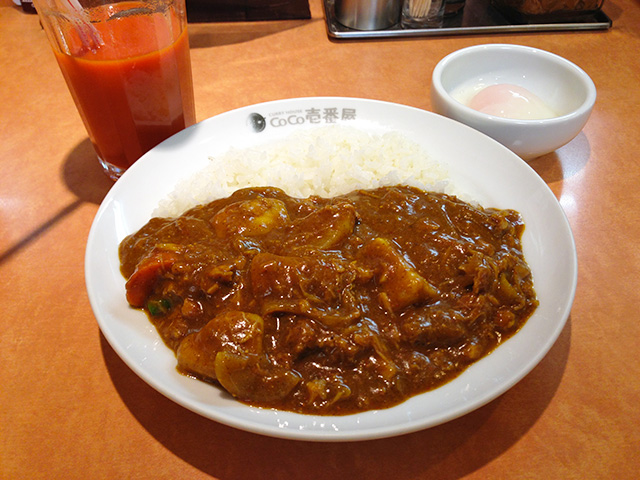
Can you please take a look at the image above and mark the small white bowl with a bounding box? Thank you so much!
[431,44,596,160]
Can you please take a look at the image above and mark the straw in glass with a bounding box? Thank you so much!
[61,0,104,51]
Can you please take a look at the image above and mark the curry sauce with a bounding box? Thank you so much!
[119,185,538,414]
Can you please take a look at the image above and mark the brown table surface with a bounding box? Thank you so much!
[2,0,638,477]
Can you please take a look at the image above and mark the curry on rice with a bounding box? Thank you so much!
[119,185,538,415]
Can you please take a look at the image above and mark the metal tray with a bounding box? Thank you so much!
[323,0,612,39]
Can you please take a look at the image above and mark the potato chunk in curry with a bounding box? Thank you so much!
[119,186,538,414]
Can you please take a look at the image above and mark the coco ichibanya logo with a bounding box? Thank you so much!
[247,107,357,132]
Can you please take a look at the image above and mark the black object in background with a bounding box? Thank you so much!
[186,0,311,22]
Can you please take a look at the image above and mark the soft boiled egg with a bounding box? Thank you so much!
[466,84,558,120]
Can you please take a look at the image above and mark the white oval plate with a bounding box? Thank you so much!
[85,97,577,442]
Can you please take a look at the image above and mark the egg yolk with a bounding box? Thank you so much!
[467,84,557,120]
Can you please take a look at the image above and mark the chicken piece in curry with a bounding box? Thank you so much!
[119,185,538,414]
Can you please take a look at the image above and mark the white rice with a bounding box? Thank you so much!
[155,125,451,217]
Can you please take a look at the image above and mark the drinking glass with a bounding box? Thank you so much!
[33,0,196,180]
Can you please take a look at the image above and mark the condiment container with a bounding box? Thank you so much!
[335,0,402,30]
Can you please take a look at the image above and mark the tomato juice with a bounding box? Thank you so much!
[53,1,195,178]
